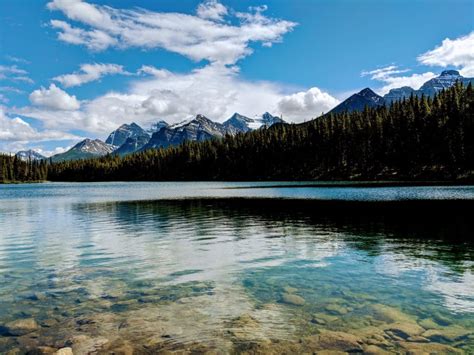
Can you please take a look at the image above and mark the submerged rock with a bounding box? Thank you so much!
[384,322,425,339]
[363,344,391,354]
[422,325,472,342]
[418,317,442,330]
[307,330,363,352]
[55,348,73,355]
[370,304,414,323]
[325,304,349,315]
[2,318,39,336]
[283,286,298,294]
[281,293,305,306]
[398,340,463,354]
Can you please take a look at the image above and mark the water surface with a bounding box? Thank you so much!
[0,182,473,353]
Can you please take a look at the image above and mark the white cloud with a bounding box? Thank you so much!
[362,65,436,95]
[16,63,339,135]
[47,0,296,65]
[29,84,80,110]
[196,0,228,21]
[418,32,474,77]
[4,55,30,64]
[50,20,118,51]
[36,145,72,157]
[0,106,79,151]
[0,86,25,94]
[277,87,340,121]
[53,63,127,87]
[0,64,34,84]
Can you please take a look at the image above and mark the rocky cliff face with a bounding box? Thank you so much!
[51,139,114,162]
[105,123,150,147]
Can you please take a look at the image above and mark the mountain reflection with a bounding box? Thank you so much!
[68,198,474,313]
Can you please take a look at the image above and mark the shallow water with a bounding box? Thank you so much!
[0,182,473,353]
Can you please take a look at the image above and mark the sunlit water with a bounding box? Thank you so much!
[0,182,473,354]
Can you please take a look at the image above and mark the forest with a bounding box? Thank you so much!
[0,155,48,183]
[2,82,473,183]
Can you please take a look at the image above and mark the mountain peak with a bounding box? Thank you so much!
[15,149,46,161]
[105,122,149,146]
[359,88,378,97]
[440,70,460,77]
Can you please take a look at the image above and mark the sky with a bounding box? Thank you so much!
[0,0,473,156]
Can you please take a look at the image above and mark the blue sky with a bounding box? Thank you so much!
[0,0,473,155]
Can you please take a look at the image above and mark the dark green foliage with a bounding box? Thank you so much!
[0,155,48,183]
[48,83,474,182]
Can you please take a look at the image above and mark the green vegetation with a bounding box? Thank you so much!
[3,83,472,183]
[48,83,474,182]
[0,155,48,183]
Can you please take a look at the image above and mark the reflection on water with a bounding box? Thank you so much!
[0,183,473,353]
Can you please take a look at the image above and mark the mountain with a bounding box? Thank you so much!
[330,70,474,114]
[149,120,169,133]
[252,112,285,129]
[223,113,254,133]
[223,112,285,133]
[417,70,473,97]
[383,86,416,105]
[15,149,46,161]
[49,113,285,160]
[330,88,384,114]
[51,139,114,162]
[383,70,474,103]
[114,135,151,156]
[142,114,229,150]
[105,123,149,147]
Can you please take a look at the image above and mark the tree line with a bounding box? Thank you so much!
[4,82,474,183]
[0,155,48,183]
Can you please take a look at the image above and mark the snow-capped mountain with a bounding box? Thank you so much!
[51,139,114,162]
[251,112,285,129]
[149,120,169,133]
[50,112,285,160]
[383,70,473,103]
[105,122,150,147]
[330,70,474,114]
[223,112,285,133]
[142,112,286,151]
[15,150,46,161]
[330,88,385,114]
[223,113,255,133]
[417,70,473,97]
[142,114,229,150]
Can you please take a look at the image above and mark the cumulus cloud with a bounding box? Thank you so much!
[277,87,340,121]
[29,84,80,110]
[53,63,127,87]
[0,106,79,148]
[47,0,296,65]
[364,32,474,94]
[418,32,474,77]
[16,63,339,135]
[196,0,228,21]
[362,65,436,95]
[35,145,72,157]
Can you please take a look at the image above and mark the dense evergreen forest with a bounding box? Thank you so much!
[4,82,473,183]
[0,155,48,183]
[48,83,474,182]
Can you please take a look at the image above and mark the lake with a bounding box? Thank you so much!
[0,182,473,354]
